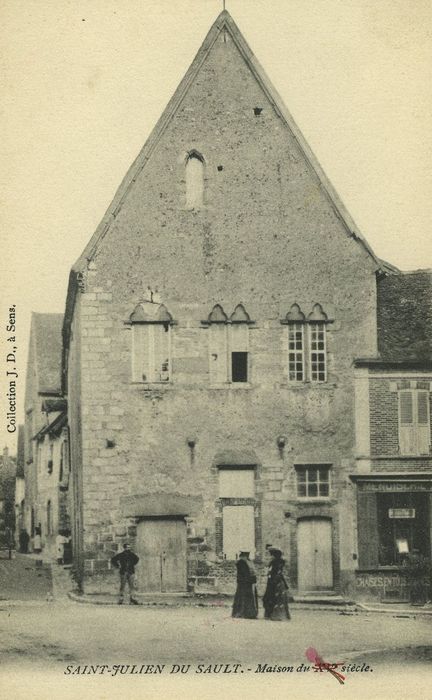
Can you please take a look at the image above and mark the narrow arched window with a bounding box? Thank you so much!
[185,152,204,209]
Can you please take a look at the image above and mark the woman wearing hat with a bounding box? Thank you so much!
[263,547,291,620]
[232,551,258,619]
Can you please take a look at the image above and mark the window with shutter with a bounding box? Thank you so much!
[132,324,171,383]
[209,324,228,384]
[399,391,414,455]
[222,505,255,560]
[398,390,431,455]
[230,324,249,383]
[207,304,251,384]
[219,468,256,559]
[417,390,431,454]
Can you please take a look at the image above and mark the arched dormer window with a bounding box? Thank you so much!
[185,151,204,210]
[130,301,174,383]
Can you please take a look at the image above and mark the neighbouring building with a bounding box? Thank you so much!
[14,425,25,546]
[24,313,70,557]
[353,270,432,601]
[61,10,431,599]
[0,446,16,546]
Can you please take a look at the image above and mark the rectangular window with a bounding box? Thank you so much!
[231,352,248,382]
[132,324,171,383]
[209,323,250,384]
[222,505,255,559]
[288,323,304,381]
[296,465,330,498]
[309,323,326,382]
[399,390,431,455]
[230,324,249,383]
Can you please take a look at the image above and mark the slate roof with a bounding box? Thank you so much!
[32,313,63,393]
[377,270,432,363]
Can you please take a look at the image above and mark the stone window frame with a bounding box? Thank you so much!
[203,304,255,386]
[295,463,332,500]
[128,302,175,384]
[281,303,331,384]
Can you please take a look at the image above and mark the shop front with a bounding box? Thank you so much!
[352,475,432,602]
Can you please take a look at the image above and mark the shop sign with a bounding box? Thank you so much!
[388,508,415,519]
[358,482,431,492]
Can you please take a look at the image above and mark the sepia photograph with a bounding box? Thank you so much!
[0,1,431,698]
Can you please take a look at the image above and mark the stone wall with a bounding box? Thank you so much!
[67,28,379,594]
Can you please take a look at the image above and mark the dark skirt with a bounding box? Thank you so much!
[232,582,258,619]
[263,576,291,621]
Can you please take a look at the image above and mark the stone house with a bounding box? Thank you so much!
[62,10,429,598]
[24,313,70,556]
[353,271,432,601]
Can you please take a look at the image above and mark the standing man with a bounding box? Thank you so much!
[111,543,139,605]
[232,551,258,619]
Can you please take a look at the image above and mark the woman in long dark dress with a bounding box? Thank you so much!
[232,551,258,619]
[263,548,291,620]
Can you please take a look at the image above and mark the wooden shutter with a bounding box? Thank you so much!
[153,324,170,382]
[357,491,378,568]
[231,324,248,352]
[399,391,415,455]
[417,391,431,454]
[209,325,228,384]
[132,325,151,382]
[222,505,255,560]
[219,469,255,498]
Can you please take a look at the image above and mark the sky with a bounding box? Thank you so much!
[0,0,431,453]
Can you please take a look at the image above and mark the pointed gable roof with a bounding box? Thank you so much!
[63,10,386,344]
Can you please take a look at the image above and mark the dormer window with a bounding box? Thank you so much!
[130,302,174,383]
[185,151,204,209]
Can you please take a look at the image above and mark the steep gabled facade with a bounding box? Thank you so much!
[64,11,395,596]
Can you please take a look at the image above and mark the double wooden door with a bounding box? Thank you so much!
[136,518,187,592]
[297,518,333,591]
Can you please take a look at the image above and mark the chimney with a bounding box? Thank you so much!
[3,446,8,459]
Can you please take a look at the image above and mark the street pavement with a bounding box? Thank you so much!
[1,556,432,700]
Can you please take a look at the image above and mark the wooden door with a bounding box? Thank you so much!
[297,518,333,591]
[136,519,187,592]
